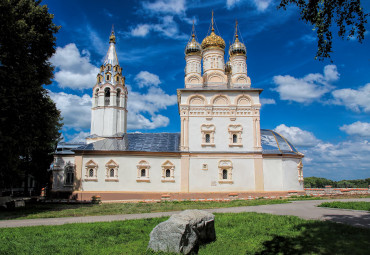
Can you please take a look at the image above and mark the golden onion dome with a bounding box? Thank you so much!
[109,31,116,44]
[201,30,225,50]
[229,36,246,56]
[185,34,201,55]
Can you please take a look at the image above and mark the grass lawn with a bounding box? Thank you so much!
[0,212,369,254]
[0,199,290,220]
[318,201,370,211]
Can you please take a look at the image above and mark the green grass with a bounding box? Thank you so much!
[0,212,369,254]
[0,199,289,220]
[318,201,370,211]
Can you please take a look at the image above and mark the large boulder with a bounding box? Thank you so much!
[148,210,216,254]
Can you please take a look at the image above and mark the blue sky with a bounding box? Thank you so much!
[44,0,370,180]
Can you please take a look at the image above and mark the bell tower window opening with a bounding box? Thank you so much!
[116,89,121,106]
[104,88,110,106]
[94,89,99,107]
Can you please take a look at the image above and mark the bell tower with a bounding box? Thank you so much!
[90,29,128,140]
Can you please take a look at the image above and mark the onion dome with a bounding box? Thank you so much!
[229,21,246,56]
[185,34,201,55]
[201,11,225,50]
[225,60,232,74]
[109,30,116,44]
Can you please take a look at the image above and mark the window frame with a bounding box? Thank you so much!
[64,163,75,186]
[84,160,98,182]
[136,160,150,182]
[201,124,215,147]
[161,160,175,182]
[228,124,243,147]
[105,159,119,182]
[218,160,233,184]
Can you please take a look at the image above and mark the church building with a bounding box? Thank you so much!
[52,15,304,201]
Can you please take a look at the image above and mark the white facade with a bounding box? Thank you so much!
[52,20,304,199]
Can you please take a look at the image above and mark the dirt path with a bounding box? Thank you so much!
[0,198,369,229]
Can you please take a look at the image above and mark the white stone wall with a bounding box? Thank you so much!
[52,155,75,191]
[188,157,256,192]
[81,155,181,192]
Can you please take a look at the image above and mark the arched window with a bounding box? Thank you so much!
[166,169,171,177]
[84,160,98,181]
[110,168,115,177]
[116,89,121,106]
[89,169,94,177]
[136,160,150,182]
[95,89,99,106]
[205,134,210,143]
[65,165,74,186]
[233,134,237,143]
[105,159,119,182]
[104,88,110,106]
[161,160,175,182]
[222,169,228,179]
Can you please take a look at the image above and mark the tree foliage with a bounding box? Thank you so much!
[279,0,369,60]
[304,177,370,188]
[0,0,62,192]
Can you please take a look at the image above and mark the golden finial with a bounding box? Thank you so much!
[192,20,195,38]
[109,24,116,44]
[211,10,215,32]
[235,20,239,41]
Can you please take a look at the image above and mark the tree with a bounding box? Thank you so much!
[0,0,62,194]
[279,0,369,60]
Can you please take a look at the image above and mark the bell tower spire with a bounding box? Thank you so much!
[89,29,128,141]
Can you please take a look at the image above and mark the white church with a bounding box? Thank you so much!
[51,16,304,201]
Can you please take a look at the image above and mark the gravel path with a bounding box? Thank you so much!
[0,198,369,229]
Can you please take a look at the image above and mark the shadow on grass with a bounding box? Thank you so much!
[256,220,370,255]
[0,203,94,220]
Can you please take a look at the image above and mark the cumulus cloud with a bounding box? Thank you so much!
[48,90,92,131]
[340,121,370,137]
[226,0,272,11]
[274,124,321,147]
[134,71,161,88]
[50,44,99,90]
[331,83,370,113]
[260,98,276,105]
[131,24,151,37]
[273,65,339,103]
[275,124,370,179]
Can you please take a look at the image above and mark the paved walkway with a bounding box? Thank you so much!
[0,198,369,229]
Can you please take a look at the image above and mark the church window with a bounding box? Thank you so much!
[201,124,215,147]
[116,89,121,106]
[105,159,119,182]
[205,134,210,143]
[232,134,238,143]
[228,124,243,147]
[137,160,150,182]
[218,160,233,184]
[116,76,119,82]
[104,88,110,106]
[222,169,228,179]
[84,160,98,181]
[94,89,99,107]
[161,160,175,182]
[64,164,75,186]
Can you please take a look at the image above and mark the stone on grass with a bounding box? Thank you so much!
[147,210,216,254]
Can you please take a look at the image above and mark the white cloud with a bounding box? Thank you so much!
[340,121,370,137]
[134,71,161,88]
[69,131,90,143]
[331,83,370,113]
[130,16,188,40]
[273,65,339,103]
[274,124,321,147]
[131,24,151,37]
[50,43,99,90]
[275,124,370,179]
[226,0,272,11]
[127,85,177,130]
[142,0,186,15]
[260,98,276,105]
[48,90,92,131]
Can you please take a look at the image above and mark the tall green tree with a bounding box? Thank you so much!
[0,0,62,193]
[279,0,368,60]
